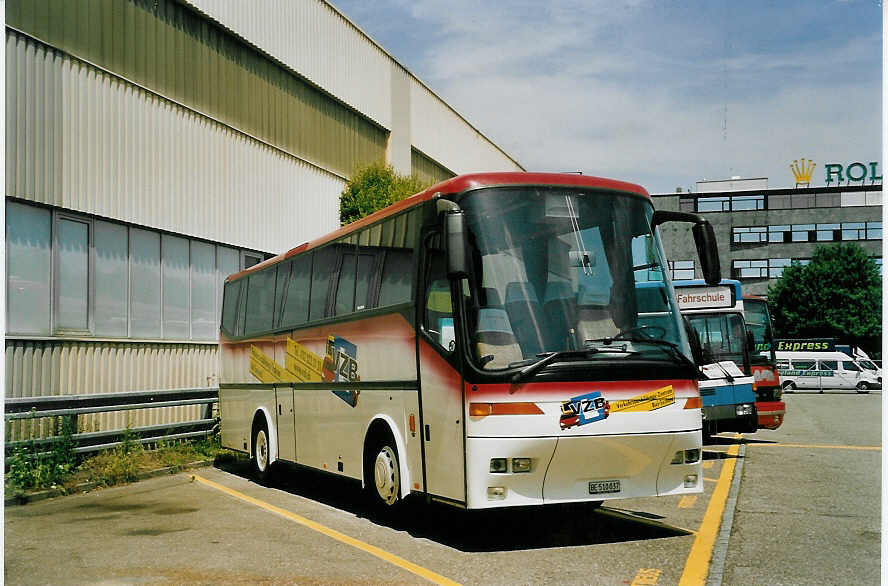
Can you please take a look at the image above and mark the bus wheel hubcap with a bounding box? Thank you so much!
[256,430,268,471]
[373,446,399,505]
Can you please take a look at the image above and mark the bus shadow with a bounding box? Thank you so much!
[213,458,692,552]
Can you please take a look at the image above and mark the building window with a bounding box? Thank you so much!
[768,258,791,278]
[732,226,767,244]
[697,194,764,212]
[732,259,768,278]
[697,196,731,212]
[791,224,815,242]
[5,201,261,341]
[731,195,765,211]
[816,223,840,241]
[7,202,52,334]
[734,222,881,244]
[768,225,790,243]
[668,260,695,280]
[55,216,91,332]
[732,258,809,280]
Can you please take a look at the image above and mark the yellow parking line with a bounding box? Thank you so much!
[192,474,460,586]
[678,495,697,509]
[702,461,714,469]
[702,477,718,483]
[750,442,880,451]
[678,441,740,586]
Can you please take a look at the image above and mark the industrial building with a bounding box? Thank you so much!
[5,0,523,438]
[652,177,882,296]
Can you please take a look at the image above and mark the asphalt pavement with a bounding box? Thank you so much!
[4,389,881,585]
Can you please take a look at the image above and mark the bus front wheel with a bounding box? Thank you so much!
[365,438,402,510]
[856,382,871,394]
[251,419,272,483]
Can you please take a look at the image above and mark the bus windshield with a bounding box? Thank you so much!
[457,186,692,370]
[687,312,748,368]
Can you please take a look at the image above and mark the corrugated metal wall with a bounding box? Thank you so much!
[6,29,344,253]
[183,0,393,130]
[181,0,524,175]
[6,0,387,180]
[5,340,218,440]
[410,80,523,175]
[412,148,455,186]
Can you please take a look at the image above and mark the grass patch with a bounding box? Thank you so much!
[5,432,242,498]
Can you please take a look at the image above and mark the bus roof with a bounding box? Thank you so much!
[227,172,650,282]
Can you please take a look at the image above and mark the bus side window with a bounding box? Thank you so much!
[423,246,454,353]
[221,279,243,336]
[820,360,837,371]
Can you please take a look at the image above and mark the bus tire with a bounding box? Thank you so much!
[856,382,870,394]
[365,434,402,511]
[251,418,272,484]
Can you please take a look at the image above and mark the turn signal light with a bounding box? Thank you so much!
[469,402,544,416]
[684,396,702,409]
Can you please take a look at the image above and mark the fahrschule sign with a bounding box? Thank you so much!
[790,158,881,187]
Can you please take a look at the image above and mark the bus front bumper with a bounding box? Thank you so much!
[464,431,702,509]
[755,400,786,430]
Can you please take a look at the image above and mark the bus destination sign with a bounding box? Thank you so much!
[674,286,733,310]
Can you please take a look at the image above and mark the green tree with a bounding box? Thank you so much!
[339,162,431,225]
[767,243,881,355]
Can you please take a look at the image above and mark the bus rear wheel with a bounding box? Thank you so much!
[365,438,402,511]
[251,420,272,483]
[856,382,870,394]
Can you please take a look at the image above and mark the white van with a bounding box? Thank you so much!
[773,351,881,393]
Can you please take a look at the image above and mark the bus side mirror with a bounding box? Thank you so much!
[692,221,721,286]
[651,210,721,286]
[444,211,468,279]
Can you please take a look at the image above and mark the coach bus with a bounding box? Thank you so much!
[673,279,758,437]
[742,296,785,430]
[218,172,720,511]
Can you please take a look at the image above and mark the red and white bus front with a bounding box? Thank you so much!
[444,184,703,508]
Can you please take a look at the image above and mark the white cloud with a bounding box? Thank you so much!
[335,0,881,192]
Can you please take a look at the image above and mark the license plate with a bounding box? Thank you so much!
[588,479,621,495]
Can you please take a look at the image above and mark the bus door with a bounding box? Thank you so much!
[417,235,466,504]
[274,384,297,461]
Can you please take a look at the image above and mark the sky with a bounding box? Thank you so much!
[331,0,881,194]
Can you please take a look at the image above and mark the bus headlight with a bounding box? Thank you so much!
[672,449,701,464]
[490,458,508,473]
[736,404,754,416]
[512,458,532,473]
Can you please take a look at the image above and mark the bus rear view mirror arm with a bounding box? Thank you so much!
[650,210,721,286]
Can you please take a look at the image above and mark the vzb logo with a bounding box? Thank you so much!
[324,336,360,407]
[560,391,609,429]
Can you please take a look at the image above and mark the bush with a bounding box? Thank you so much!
[6,416,78,491]
[339,162,431,225]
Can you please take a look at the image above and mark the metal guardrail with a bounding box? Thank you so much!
[5,387,219,454]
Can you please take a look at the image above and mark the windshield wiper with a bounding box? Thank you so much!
[511,347,632,383]
[609,335,697,371]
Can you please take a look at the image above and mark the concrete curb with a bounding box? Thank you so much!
[706,442,747,586]
[4,459,215,507]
